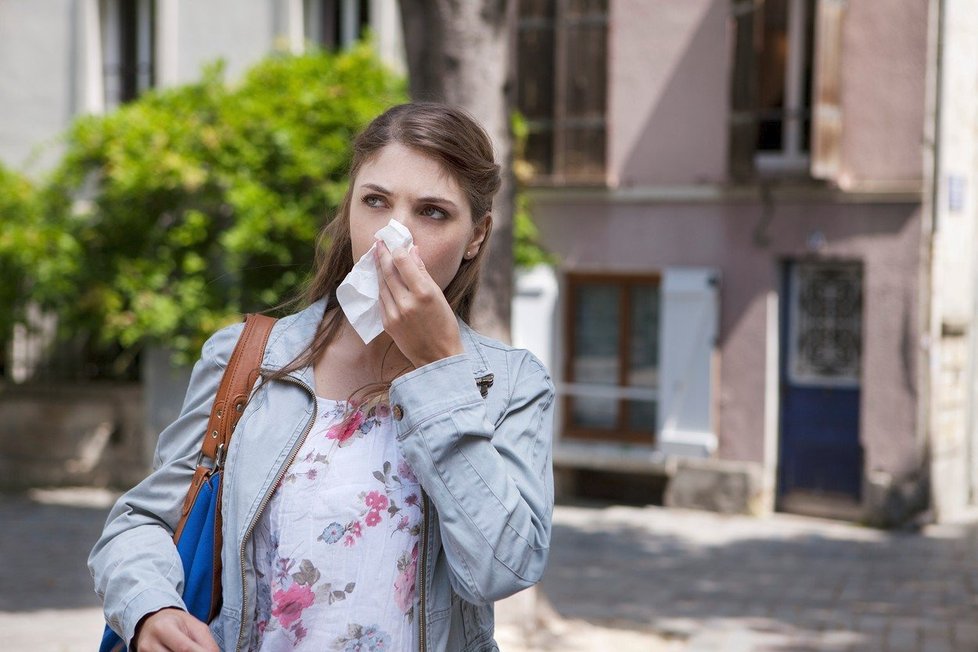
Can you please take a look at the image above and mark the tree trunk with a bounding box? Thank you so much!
[398,0,516,343]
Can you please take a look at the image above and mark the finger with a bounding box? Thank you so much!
[185,617,220,652]
[374,241,409,298]
[157,628,207,652]
[377,258,400,323]
[389,244,431,294]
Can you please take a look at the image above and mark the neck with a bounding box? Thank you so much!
[333,314,413,380]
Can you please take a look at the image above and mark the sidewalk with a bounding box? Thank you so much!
[536,503,978,652]
[4,489,978,651]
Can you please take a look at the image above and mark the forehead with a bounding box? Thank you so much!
[355,143,463,198]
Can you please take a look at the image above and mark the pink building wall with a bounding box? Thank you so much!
[538,1,931,511]
[607,0,929,189]
[533,197,921,480]
[838,0,929,187]
[608,0,729,186]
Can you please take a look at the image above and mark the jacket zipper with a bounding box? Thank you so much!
[234,375,317,652]
[418,491,430,652]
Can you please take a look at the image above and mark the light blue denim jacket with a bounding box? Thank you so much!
[89,298,555,651]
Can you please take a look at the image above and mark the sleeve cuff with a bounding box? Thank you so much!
[389,354,483,438]
[121,587,186,646]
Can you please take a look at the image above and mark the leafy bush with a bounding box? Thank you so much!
[511,112,557,270]
[39,45,405,364]
[0,166,73,347]
[0,165,37,343]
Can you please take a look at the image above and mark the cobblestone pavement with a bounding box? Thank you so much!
[540,503,978,652]
[4,489,978,651]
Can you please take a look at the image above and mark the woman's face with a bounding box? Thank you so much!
[349,143,488,290]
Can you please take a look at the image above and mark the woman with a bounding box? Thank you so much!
[90,102,555,652]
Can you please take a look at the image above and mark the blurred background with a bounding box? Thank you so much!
[2,0,978,650]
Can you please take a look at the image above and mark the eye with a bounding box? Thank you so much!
[362,194,387,208]
[420,205,448,220]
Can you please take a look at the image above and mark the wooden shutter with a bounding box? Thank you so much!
[657,268,720,458]
[729,0,761,182]
[555,0,607,183]
[810,0,845,181]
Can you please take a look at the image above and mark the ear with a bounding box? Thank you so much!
[465,214,491,258]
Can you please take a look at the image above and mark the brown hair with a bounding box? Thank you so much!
[264,102,501,388]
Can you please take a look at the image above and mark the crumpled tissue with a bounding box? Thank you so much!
[336,218,415,344]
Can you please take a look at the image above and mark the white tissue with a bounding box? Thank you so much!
[336,219,415,344]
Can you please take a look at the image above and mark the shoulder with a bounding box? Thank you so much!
[200,321,246,369]
[461,322,552,386]
[198,300,323,370]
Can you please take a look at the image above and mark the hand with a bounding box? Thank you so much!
[133,607,219,652]
[374,241,464,368]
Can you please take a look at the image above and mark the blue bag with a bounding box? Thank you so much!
[98,314,276,651]
[98,472,222,652]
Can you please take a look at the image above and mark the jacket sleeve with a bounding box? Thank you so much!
[88,323,243,644]
[389,350,555,605]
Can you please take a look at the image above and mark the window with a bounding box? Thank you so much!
[563,275,659,443]
[730,0,816,178]
[100,0,155,109]
[788,261,862,387]
[516,0,608,184]
[304,0,370,50]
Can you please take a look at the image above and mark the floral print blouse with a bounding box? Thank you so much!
[247,395,422,651]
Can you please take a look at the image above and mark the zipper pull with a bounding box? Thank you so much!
[475,373,494,398]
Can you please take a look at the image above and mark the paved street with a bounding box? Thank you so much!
[3,489,978,651]
[538,504,978,652]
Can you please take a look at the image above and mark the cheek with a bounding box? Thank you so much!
[349,213,375,261]
[419,242,465,289]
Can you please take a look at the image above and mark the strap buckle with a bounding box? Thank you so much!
[194,443,226,471]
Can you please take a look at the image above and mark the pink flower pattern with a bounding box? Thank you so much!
[326,408,367,445]
[250,395,422,649]
[271,582,315,628]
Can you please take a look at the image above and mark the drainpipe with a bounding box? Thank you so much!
[919,0,945,521]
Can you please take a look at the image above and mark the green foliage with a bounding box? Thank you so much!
[0,165,38,341]
[510,111,557,269]
[37,45,405,364]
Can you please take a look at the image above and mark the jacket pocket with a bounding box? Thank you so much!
[217,604,241,650]
[459,598,494,646]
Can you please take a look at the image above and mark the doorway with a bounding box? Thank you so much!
[778,261,864,517]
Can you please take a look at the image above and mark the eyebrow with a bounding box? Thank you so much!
[360,183,458,210]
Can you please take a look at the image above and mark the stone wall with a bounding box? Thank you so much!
[0,383,148,490]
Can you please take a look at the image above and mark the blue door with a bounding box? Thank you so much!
[778,261,863,504]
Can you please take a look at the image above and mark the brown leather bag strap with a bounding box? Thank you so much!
[199,313,277,466]
[177,313,277,524]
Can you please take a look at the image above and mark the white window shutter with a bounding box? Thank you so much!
[657,267,720,457]
[511,264,558,374]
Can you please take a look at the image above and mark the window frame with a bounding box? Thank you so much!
[562,272,661,444]
[516,0,609,185]
[303,0,369,51]
[753,0,814,174]
[730,0,820,180]
[100,0,156,109]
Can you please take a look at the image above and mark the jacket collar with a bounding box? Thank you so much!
[260,296,491,387]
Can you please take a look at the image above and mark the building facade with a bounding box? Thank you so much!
[512,0,978,524]
[3,0,977,526]
[0,0,403,171]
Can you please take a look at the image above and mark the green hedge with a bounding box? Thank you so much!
[3,44,554,374]
[39,45,405,364]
